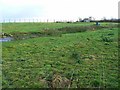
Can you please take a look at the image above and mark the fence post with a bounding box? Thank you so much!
[3,19,5,23]
[33,19,34,23]
[24,19,26,22]
[9,19,10,23]
[14,19,16,23]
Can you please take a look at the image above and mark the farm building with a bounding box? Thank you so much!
[80,17,95,22]
[81,18,90,22]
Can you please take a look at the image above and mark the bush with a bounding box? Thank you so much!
[58,26,87,33]
[91,80,100,87]
[71,49,81,64]
[41,29,62,36]
[101,35,114,42]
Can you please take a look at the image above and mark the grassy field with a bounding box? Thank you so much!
[1,22,119,88]
[2,22,95,33]
[2,22,115,33]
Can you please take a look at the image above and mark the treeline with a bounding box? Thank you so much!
[97,19,120,23]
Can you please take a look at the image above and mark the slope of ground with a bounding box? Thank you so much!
[2,22,119,88]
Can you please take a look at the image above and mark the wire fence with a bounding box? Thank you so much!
[0,19,76,23]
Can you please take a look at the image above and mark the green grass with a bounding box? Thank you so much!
[2,22,119,88]
[2,22,117,33]
[1,22,117,40]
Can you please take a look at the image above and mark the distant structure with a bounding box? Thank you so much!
[82,18,90,22]
[79,17,95,22]
[78,18,82,22]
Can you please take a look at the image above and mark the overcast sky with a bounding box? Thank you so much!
[0,0,119,21]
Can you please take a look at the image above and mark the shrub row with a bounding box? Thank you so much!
[3,24,118,40]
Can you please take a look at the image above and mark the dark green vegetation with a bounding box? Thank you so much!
[2,22,119,88]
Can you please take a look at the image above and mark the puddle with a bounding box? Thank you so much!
[0,37,13,42]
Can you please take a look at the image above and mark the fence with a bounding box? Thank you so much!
[1,19,76,23]
[1,19,52,23]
